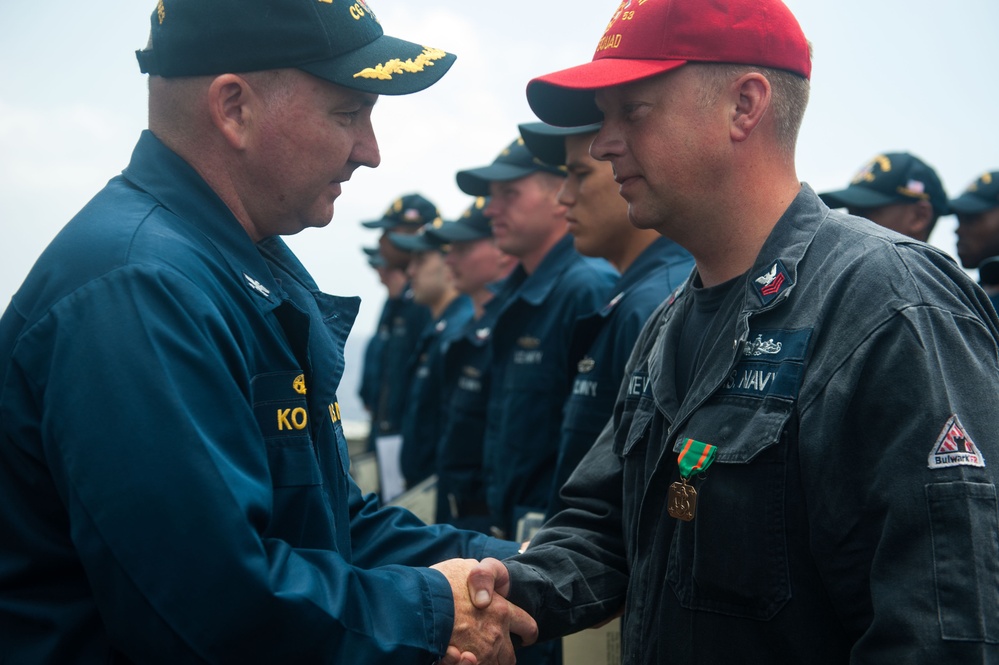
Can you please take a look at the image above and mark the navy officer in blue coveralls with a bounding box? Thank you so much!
[388,222,473,490]
[462,0,999,662]
[360,193,437,450]
[951,170,999,312]
[358,246,406,416]
[818,151,949,243]
[425,198,517,532]
[0,1,537,662]
[518,121,694,517]
[456,138,616,665]
[455,138,617,544]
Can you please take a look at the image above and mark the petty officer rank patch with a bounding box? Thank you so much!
[928,415,985,469]
[753,259,792,305]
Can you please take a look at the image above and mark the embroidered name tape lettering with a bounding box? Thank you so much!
[720,328,811,400]
[573,379,599,398]
[252,371,310,439]
[627,371,651,398]
[277,408,308,431]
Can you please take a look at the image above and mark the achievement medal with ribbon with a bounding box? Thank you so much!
[667,438,717,521]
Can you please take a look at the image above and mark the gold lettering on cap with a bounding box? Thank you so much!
[318,0,333,4]
[354,46,448,81]
[851,155,892,184]
[157,0,165,24]
[597,34,624,52]
[350,3,366,19]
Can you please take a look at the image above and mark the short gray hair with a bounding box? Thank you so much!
[691,62,811,158]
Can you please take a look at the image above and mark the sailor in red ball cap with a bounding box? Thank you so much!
[461,0,999,662]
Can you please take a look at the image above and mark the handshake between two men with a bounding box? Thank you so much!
[431,558,527,665]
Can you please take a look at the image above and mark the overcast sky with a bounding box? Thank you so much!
[2,0,998,418]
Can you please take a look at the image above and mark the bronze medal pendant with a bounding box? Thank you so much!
[669,438,717,521]
[667,479,697,521]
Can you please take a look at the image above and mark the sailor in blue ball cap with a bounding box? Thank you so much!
[455,136,617,544]
[0,1,537,662]
[518,121,693,517]
[952,170,999,310]
[426,198,517,533]
[387,222,473,490]
[360,193,438,447]
[819,151,949,242]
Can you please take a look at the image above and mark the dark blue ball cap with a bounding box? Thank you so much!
[819,152,949,218]
[426,197,493,243]
[361,193,442,230]
[949,171,999,215]
[363,247,385,268]
[136,0,456,96]
[456,137,566,197]
[518,121,603,167]
[388,220,446,253]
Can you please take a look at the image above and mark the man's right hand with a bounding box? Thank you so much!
[465,557,511,610]
[431,558,537,665]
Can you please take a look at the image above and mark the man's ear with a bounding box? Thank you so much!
[730,72,771,144]
[207,74,255,150]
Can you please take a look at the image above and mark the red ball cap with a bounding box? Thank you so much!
[527,0,811,126]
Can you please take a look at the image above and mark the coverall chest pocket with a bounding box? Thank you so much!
[613,400,657,553]
[501,360,558,448]
[252,371,322,488]
[666,397,794,620]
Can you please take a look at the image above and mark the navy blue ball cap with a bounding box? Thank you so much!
[388,220,446,252]
[136,0,455,96]
[426,197,493,243]
[361,244,384,267]
[361,193,442,229]
[819,152,949,217]
[456,137,566,197]
[517,121,602,167]
[949,171,999,215]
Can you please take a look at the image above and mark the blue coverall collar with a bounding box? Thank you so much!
[121,130,284,311]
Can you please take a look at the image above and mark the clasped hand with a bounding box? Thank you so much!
[431,558,534,665]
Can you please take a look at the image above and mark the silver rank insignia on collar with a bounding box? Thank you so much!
[243,273,271,298]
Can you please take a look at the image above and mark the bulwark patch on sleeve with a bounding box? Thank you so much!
[928,415,985,469]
